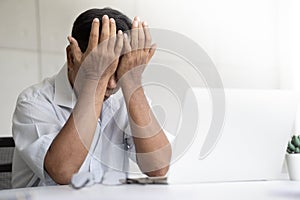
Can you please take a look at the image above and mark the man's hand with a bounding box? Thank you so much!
[68,15,123,93]
[117,17,156,86]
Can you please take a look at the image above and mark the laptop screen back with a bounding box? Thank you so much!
[168,89,298,183]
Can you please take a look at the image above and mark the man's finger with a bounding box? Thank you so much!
[100,15,110,45]
[143,21,151,50]
[68,36,82,63]
[86,18,100,53]
[147,43,157,63]
[138,20,145,50]
[123,33,132,55]
[108,18,116,51]
[115,30,123,56]
[131,18,139,50]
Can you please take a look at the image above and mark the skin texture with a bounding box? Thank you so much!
[44,15,171,184]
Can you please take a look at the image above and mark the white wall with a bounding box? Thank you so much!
[0,0,40,137]
[137,0,280,88]
[277,0,300,132]
[0,0,136,136]
[0,0,298,136]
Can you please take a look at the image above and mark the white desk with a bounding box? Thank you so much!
[1,181,300,200]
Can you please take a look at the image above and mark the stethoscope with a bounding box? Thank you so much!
[123,134,130,181]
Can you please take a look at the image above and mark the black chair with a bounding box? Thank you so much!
[0,137,15,189]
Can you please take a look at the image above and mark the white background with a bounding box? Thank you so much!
[0,0,299,136]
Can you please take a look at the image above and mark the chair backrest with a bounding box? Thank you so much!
[0,137,15,190]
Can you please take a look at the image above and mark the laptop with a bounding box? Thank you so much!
[167,88,299,184]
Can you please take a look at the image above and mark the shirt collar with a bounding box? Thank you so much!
[100,92,122,128]
[54,64,77,108]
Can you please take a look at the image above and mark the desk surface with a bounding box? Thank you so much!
[1,181,300,200]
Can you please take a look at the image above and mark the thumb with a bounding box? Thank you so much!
[146,43,157,63]
[68,36,83,64]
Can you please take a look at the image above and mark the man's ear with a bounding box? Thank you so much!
[66,45,74,71]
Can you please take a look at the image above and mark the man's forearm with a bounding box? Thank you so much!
[45,79,108,184]
[121,82,172,176]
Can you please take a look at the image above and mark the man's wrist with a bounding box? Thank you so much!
[95,76,110,101]
[119,74,142,89]
[121,79,145,106]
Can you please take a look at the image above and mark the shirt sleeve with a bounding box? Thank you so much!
[12,97,63,182]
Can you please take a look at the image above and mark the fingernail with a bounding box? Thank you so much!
[124,33,128,39]
[118,30,123,35]
[133,21,138,27]
[67,36,72,43]
[103,15,108,19]
[93,18,99,23]
[143,21,148,26]
[135,16,140,21]
[110,18,115,23]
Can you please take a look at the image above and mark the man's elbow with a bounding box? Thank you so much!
[145,165,170,177]
[46,164,75,185]
[53,169,74,185]
[139,146,172,177]
[45,156,76,185]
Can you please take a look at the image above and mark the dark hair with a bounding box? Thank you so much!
[71,8,132,52]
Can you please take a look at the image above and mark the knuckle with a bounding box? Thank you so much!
[146,38,151,44]
[138,38,144,43]
[101,32,109,38]
[132,41,138,47]
[107,53,115,61]
[116,42,122,49]
[99,48,106,56]
[90,32,98,39]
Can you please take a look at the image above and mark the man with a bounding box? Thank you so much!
[12,8,171,188]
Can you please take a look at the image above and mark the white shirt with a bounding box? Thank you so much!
[12,64,136,188]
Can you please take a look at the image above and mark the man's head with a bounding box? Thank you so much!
[72,8,132,53]
[67,8,132,100]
